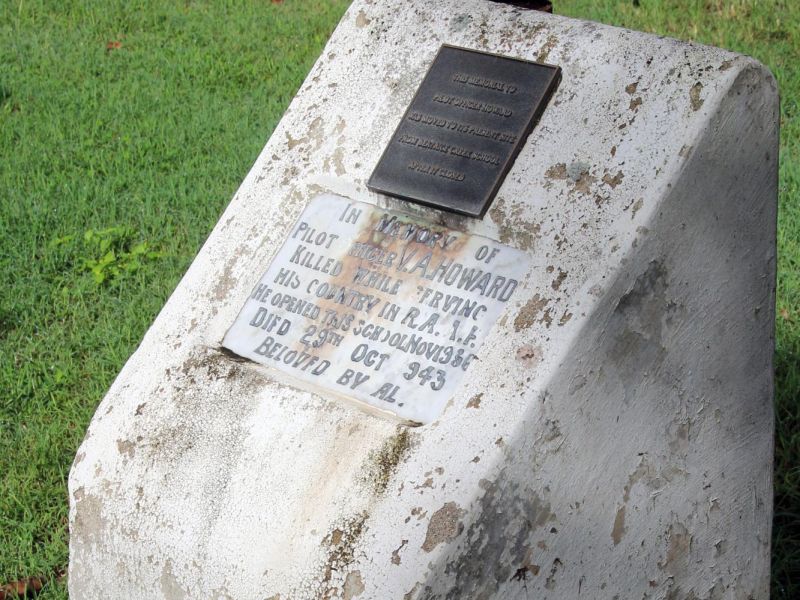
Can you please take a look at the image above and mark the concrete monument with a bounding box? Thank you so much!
[69,0,778,598]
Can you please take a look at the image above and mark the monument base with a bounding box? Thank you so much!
[69,0,777,598]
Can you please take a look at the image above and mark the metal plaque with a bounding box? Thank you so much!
[368,45,560,218]
[223,194,528,425]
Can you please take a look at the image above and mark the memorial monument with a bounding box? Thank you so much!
[69,0,778,598]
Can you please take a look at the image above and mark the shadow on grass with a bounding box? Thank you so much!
[773,318,800,598]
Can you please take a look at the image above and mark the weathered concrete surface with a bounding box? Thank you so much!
[69,0,778,598]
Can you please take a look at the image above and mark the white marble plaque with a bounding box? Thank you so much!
[223,194,527,423]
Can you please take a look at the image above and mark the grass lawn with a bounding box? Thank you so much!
[0,0,796,597]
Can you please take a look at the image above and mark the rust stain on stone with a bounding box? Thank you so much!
[285,131,306,150]
[515,345,542,368]
[318,512,369,599]
[355,10,371,28]
[536,34,559,63]
[159,559,186,600]
[515,556,541,580]
[422,502,464,552]
[659,522,692,574]
[602,171,624,189]
[629,97,642,111]
[324,147,347,176]
[403,583,422,600]
[414,477,434,490]
[551,161,596,195]
[690,82,704,111]
[545,162,567,180]
[391,539,408,565]
[611,505,626,545]
[489,198,541,250]
[511,548,541,582]
[551,269,567,291]
[116,439,135,459]
[466,393,483,409]
[630,198,643,219]
[625,81,639,94]
[544,558,562,590]
[343,571,365,599]
[515,294,549,331]
[210,256,239,303]
[572,171,596,194]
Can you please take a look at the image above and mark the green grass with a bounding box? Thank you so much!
[0,1,351,597]
[0,1,796,597]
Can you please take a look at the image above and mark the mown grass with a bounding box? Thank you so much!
[0,1,796,597]
[0,1,350,597]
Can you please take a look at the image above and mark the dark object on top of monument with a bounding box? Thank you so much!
[489,0,553,12]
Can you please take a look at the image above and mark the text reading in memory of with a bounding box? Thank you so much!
[223,194,528,424]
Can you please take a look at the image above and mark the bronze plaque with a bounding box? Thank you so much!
[368,45,560,218]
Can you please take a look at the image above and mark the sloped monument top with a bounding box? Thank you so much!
[69,1,777,598]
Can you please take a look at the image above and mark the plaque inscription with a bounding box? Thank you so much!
[368,45,560,218]
[223,194,528,424]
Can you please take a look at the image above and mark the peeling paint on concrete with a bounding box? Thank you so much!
[690,82,705,111]
[602,171,624,189]
[391,539,408,565]
[466,393,483,409]
[489,198,541,250]
[427,476,555,598]
[159,560,186,600]
[422,502,464,553]
[342,570,365,599]
[611,506,626,545]
[316,512,369,599]
[660,522,692,576]
[514,294,549,331]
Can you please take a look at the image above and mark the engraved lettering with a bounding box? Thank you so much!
[251,283,271,302]
[249,307,291,335]
[407,112,518,144]
[370,383,400,403]
[223,194,528,425]
[432,93,513,117]
[337,369,371,389]
[452,72,518,94]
